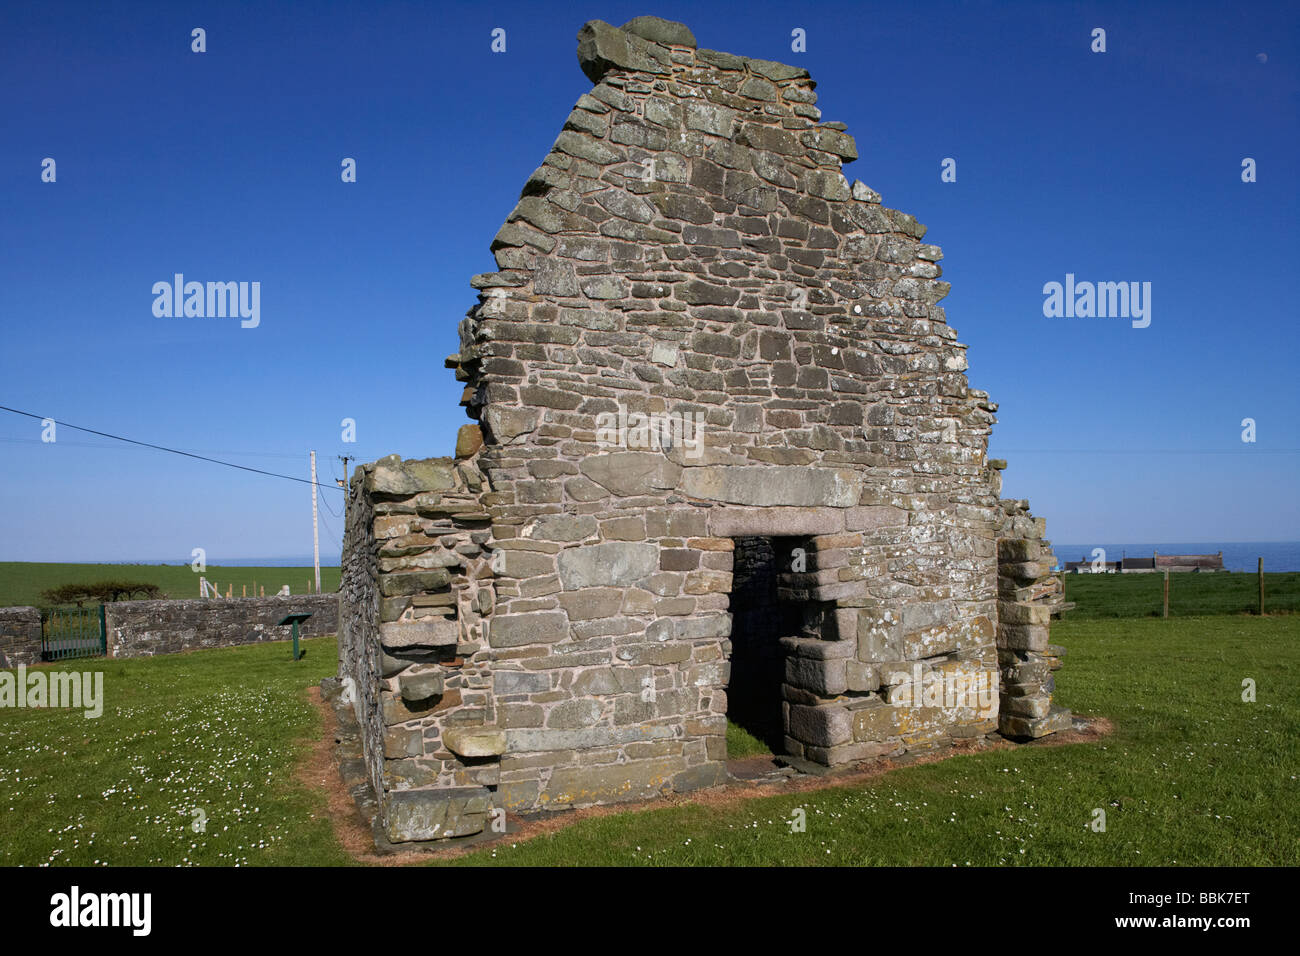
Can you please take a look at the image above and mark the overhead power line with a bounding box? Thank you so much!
[997,448,1300,455]
[0,404,344,490]
[0,435,316,460]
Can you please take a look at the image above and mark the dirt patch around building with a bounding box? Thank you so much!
[300,685,411,866]
[300,686,1112,865]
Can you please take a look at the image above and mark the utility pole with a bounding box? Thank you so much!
[310,450,321,594]
[338,455,353,525]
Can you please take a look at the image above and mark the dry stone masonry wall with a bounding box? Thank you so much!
[337,15,1070,844]
[338,455,500,839]
[994,492,1072,737]
[105,594,338,658]
[0,598,338,666]
[0,607,42,667]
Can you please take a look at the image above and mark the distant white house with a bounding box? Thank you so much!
[1062,552,1224,574]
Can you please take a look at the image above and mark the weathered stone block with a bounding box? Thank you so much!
[482,405,540,444]
[489,611,569,648]
[707,506,845,536]
[455,424,484,459]
[998,601,1051,626]
[384,725,423,759]
[379,617,458,650]
[999,706,1072,740]
[507,725,674,754]
[997,622,1050,652]
[386,758,440,790]
[846,660,880,693]
[557,587,625,620]
[442,727,508,757]
[682,466,861,507]
[856,610,899,662]
[785,655,848,697]
[530,514,598,542]
[384,787,492,842]
[779,635,856,660]
[900,616,990,661]
[579,452,682,497]
[671,762,726,793]
[379,569,451,597]
[997,538,1042,562]
[557,542,659,589]
[572,666,646,696]
[547,698,604,729]
[788,703,852,747]
[577,20,674,83]
[1001,695,1051,719]
[499,549,557,577]
[496,670,552,696]
[542,756,682,807]
[398,666,445,703]
[366,456,457,496]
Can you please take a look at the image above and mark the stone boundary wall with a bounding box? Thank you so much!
[105,593,339,659]
[0,607,42,667]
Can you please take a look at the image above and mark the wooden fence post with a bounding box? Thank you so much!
[1258,557,1264,615]
[1162,569,1169,619]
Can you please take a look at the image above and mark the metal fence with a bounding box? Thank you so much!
[39,605,107,660]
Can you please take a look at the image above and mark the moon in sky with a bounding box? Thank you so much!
[1257,52,1268,63]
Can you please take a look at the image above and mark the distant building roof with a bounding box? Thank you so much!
[1063,559,1119,572]
[1155,553,1224,569]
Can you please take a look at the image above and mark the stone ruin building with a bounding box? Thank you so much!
[335,15,1071,844]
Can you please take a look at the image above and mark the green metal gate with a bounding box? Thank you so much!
[39,605,107,661]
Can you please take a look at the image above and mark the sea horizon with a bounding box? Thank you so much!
[1049,541,1300,573]
[0,556,344,568]
[4,540,1298,573]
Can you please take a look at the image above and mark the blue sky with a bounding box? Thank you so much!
[1,0,1296,563]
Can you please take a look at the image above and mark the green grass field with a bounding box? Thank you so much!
[1062,570,1300,618]
[0,637,349,866]
[2,615,1296,866]
[0,562,341,607]
[725,719,771,759]
[453,614,1299,866]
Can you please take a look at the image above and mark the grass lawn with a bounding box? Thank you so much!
[0,562,341,607]
[725,719,772,760]
[1063,570,1300,618]
[449,614,1299,866]
[1,616,1295,866]
[0,637,350,866]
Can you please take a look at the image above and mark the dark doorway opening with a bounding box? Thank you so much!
[726,535,804,756]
